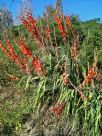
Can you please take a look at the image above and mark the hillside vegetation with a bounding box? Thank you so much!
[0,3,102,136]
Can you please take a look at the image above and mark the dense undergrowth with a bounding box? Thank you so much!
[0,4,102,136]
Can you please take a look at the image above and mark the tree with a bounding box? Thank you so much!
[43,0,63,19]
[0,9,13,28]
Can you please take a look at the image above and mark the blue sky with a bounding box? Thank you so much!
[0,0,102,22]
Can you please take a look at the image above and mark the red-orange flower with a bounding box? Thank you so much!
[21,14,43,49]
[50,102,65,118]
[71,46,77,61]
[54,16,61,25]
[66,16,71,27]
[32,57,46,76]
[26,13,36,29]
[5,38,14,54]
[21,17,31,32]
[18,39,32,59]
[45,26,51,39]
[22,58,31,75]
[0,40,23,70]
[5,38,20,61]
[83,67,97,86]
[0,41,11,58]
[88,67,96,78]
[54,15,66,42]
[8,74,19,81]
[62,72,68,85]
